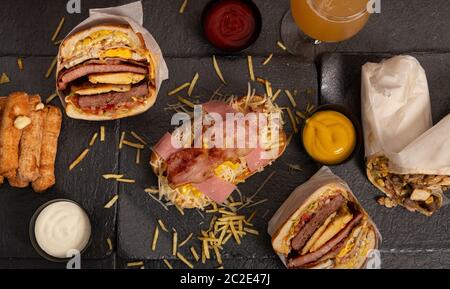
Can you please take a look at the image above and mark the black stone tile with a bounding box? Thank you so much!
[319,53,450,259]
[0,56,119,259]
[116,56,318,260]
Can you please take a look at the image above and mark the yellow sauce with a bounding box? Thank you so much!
[302,110,356,165]
[101,48,133,59]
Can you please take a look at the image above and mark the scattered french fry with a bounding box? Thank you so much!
[152,226,159,251]
[119,132,126,149]
[51,17,65,42]
[212,55,226,84]
[107,238,113,251]
[163,259,173,269]
[158,219,169,232]
[285,90,297,107]
[168,82,190,96]
[100,126,105,142]
[190,246,200,262]
[179,0,188,14]
[102,174,123,179]
[17,58,24,71]
[176,95,195,108]
[0,73,10,84]
[177,252,194,269]
[89,132,98,147]
[136,148,141,164]
[122,140,144,150]
[116,178,135,183]
[188,72,199,96]
[127,261,144,267]
[262,53,273,65]
[277,41,287,51]
[104,195,119,209]
[45,57,57,79]
[130,131,147,145]
[247,55,255,81]
[178,233,193,248]
[45,92,57,104]
[172,231,178,256]
[69,148,89,171]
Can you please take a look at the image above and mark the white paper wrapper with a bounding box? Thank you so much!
[268,166,381,268]
[362,55,450,175]
[388,114,450,175]
[361,55,432,158]
[56,1,168,109]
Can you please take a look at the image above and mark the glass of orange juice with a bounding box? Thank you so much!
[281,0,371,56]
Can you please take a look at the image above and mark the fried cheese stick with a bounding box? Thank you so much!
[0,97,6,185]
[18,99,45,182]
[32,106,62,192]
[0,92,31,178]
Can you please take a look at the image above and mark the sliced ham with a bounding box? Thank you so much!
[77,83,148,109]
[192,176,236,204]
[153,132,183,160]
[203,100,237,118]
[245,147,274,172]
[58,61,148,90]
[288,213,363,268]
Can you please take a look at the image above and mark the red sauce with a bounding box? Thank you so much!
[203,0,260,51]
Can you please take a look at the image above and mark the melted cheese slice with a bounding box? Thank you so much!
[88,72,146,85]
[71,83,131,96]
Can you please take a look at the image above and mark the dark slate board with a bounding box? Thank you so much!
[0,57,118,259]
[320,53,450,268]
[116,56,318,267]
[3,0,450,58]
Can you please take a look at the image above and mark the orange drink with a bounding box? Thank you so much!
[291,0,370,42]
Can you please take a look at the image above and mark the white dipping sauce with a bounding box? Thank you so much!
[34,201,91,258]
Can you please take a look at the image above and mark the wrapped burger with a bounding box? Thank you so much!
[56,1,168,120]
[362,55,450,216]
[268,167,380,269]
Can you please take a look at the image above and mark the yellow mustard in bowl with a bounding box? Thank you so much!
[302,110,356,165]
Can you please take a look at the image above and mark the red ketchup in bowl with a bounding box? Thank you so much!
[203,0,261,52]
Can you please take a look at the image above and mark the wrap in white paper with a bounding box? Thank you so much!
[362,55,450,175]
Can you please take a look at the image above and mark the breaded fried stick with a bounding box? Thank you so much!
[0,96,7,185]
[0,92,31,178]
[32,106,62,192]
[18,97,45,182]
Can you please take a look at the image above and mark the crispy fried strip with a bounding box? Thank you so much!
[0,97,6,185]
[31,106,62,192]
[0,92,31,178]
[7,173,29,188]
[18,107,45,182]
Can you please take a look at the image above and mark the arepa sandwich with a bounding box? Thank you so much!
[269,168,380,269]
[150,94,287,209]
[56,24,157,120]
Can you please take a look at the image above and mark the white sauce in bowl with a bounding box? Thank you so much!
[34,201,91,258]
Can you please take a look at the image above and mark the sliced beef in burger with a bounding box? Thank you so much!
[288,213,363,268]
[291,194,346,251]
[77,82,149,110]
[57,59,148,91]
